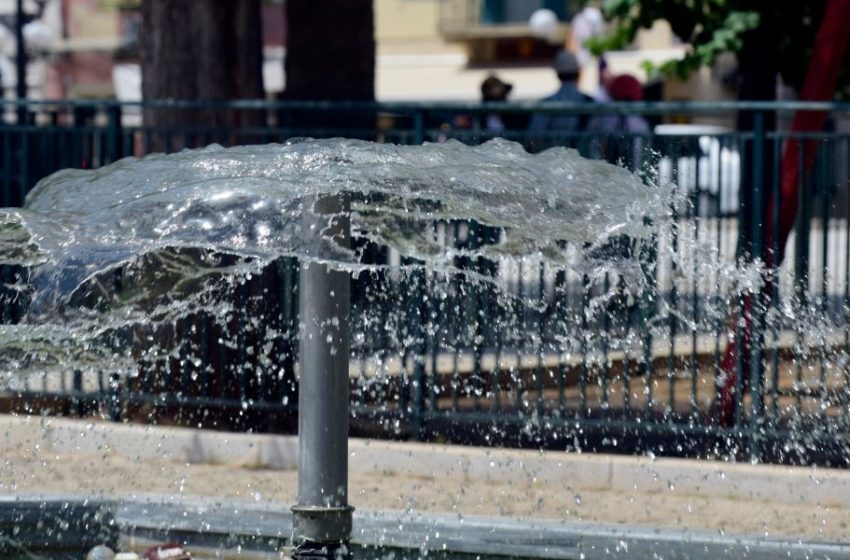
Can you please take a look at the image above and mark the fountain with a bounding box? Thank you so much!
[1,137,849,558]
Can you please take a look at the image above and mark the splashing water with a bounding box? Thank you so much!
[4,137,850,560]
[0,138,668,374]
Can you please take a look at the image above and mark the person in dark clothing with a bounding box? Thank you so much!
[527,50,594,151]
[479,74,529,135]
[480,74,512,132]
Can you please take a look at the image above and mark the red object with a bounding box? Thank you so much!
[716,0,850,426]
[766,0,850,264]
[715,295,754,426]
[608,74,644,101]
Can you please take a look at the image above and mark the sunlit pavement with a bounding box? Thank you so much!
[2,414,849,543]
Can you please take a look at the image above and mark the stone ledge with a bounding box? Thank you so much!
[4,495,849,560]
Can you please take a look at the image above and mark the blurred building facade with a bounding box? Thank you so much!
[1,0,736,103]
[374,0,735,102]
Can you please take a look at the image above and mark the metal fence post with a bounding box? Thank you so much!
[638,219,657,384]
[748,110,767,462]
[292,193,353,558]
[795,144,812,305]
[17,127,29,204]
[108,372,122,422]
[280,257,299,412]
[412,110,425,145]
[106,104,122,164]
[409,265,426,441]
[72,369,84,416]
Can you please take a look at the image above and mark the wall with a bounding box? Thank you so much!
[375,0,460,54]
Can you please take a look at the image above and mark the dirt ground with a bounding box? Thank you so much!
[2,443,849,544]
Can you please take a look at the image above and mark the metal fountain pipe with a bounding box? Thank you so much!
[292,193,353,555]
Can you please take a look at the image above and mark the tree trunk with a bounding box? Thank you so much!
[285,0,374,100]
[141,0,264,133]
[283,0,375,134]
[138,1,277,427]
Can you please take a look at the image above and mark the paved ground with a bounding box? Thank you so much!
[2,414,850,544]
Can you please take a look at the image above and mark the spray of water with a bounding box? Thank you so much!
[0,138,668,374]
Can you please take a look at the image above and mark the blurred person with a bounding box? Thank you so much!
[589,73,649,171]
[480,74,512,132]
[527,50,593,151]
[479,74,528,134]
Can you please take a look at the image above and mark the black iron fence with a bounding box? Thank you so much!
[2,99,850,463]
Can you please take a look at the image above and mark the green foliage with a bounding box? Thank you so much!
[584,0,847,95]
